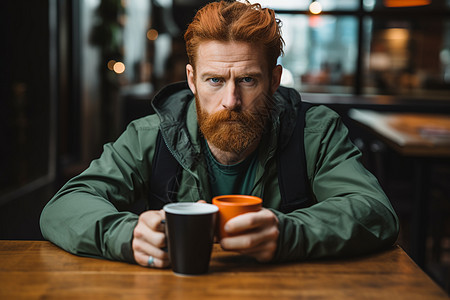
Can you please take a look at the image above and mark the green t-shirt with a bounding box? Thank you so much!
[203,139,258,197]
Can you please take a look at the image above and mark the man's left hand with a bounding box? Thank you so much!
[219,208,279,262]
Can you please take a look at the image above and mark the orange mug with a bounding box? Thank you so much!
[212,195,262,239]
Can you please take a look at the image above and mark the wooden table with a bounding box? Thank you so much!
[0,241,447,299]
[348,109,450,268]
[348,109,450,157]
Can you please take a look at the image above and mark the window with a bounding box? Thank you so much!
[248,0,450,98]
[280,15,358,94]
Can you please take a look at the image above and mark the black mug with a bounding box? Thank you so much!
[163,202,218,276]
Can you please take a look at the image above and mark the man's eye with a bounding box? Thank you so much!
[209,78,221,84]
[241,77,254,84]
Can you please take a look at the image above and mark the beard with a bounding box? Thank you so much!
[195,93,273,155]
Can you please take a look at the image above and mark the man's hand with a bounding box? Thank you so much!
[132,210,170,268]
[219,208,279,262]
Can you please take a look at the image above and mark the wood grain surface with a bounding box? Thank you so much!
[0,241,447,299]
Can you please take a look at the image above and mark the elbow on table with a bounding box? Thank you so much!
[386,208,400,246]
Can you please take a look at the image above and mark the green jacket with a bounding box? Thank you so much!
[40,82,399,263]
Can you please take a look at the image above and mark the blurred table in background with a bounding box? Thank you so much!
[348,109,450,156]
[349,109,450,270]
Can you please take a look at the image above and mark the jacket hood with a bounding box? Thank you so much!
[151,81,199,170]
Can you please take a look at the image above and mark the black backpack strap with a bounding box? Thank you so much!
[148,131,182,210]
[277,102,315,213]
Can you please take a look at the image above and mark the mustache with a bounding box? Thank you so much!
[208,109,250,122]
[206,108,265,133]
[208,93,275,126]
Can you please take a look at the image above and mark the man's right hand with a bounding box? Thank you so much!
[132,210,170,268]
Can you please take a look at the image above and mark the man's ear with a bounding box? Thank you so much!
[186,64,197,95]
[270,65,283,95]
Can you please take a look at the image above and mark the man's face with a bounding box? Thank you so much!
[186,41,282,154]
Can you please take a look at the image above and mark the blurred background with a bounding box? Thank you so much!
[1,0,449,293]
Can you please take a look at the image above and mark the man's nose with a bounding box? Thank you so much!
[221,82,241,110]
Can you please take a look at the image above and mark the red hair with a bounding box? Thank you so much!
[184,1,284,71]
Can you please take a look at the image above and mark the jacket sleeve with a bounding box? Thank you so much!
[272,105,399,262]
[40,118,159,263]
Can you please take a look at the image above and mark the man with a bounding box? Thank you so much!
[40,1,399,268]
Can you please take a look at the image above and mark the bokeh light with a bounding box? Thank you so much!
[113,62,125,74]
[309,1,323,14]
[147,29,159,41]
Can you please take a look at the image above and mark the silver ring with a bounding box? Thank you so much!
[148,256,155,267]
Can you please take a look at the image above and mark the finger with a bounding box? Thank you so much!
[221,221,279,251]
[236,237,277,255]
[220,229,263,251]
[133,220,167,249]
[221,229,278,263]
[133,211,168,249]
[134,250,170,268]
[225,209,277,235]
[140,210,166,232]
[238,241,278,262]
[151,256,171,268]
[132,234,169,258]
